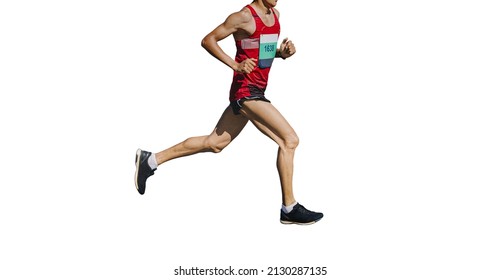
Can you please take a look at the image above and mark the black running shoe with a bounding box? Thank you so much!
[280,203,323,225]
[134,149,156,195]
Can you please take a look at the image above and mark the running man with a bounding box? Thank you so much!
[135,0,323,225]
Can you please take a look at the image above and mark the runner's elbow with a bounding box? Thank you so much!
[201,35,212,50]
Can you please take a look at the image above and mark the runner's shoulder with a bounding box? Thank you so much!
[236,6,254,23]
[225,7,253,28]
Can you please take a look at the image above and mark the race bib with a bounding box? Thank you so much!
[258,34,279,69]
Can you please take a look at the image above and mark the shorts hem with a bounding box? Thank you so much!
[230,96,271,115]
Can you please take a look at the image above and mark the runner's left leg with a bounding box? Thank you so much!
[135,106,247,195]
[155,106,248,165]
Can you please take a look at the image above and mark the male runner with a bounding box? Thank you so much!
[135,0,323,225]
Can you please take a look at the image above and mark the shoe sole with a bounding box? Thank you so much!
[280,218,322,225]
[134,149,142,193]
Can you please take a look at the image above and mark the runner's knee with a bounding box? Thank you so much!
[282,133,299,150]
[206,137,230,153]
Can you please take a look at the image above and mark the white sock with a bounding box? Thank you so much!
[282,201,298,213]
[148,153,158,169]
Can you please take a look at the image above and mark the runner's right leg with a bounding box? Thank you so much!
[239,100,323,225]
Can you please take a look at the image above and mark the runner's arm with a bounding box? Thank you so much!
[277,37,296,59]
[201,11,252,71]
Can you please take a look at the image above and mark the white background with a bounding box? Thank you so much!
[1,0,500,279]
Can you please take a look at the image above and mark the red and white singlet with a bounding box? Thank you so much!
[229,5,281,102]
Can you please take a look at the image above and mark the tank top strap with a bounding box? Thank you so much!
[246,5,278,19]
[271,8,279,22]
[245,4,260,18]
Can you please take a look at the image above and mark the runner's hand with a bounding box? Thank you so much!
[235,58,257,74]
[279,38,296,59]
